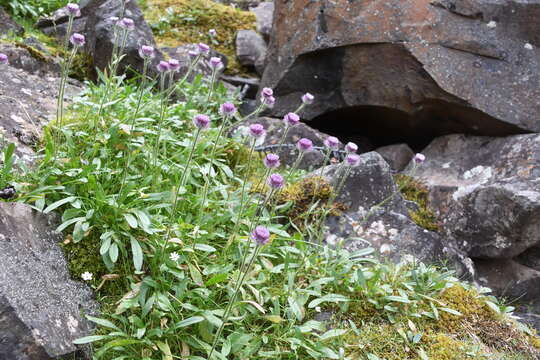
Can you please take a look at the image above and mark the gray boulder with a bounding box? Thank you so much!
[317,152,471,275]
[411,134,540,260]
[0,7,24,36]
[375,143,415,172]
[250,2,274,42]
[85,0,164,78]
[0,44,60,76]
[236,30,267,75]
[0,202,98,359]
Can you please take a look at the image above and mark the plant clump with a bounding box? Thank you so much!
[395,174,440,232]
[143,0,257,75]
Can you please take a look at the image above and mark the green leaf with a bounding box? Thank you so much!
[288,296,304,321]
[319,329,347,341]
[156,341,173,360]
[385,296,411,304]
[205,273,227,286]
[194,243,216,252]
[440,307,462,316]
[130,237,143,272]
[308,294,349,309]
[124,213,138,228]
[86,316,120,331]
[175,316,205,328]
[72,335,109,344]
[43,196,77,214]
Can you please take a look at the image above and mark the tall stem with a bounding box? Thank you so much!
[151,72,169,176]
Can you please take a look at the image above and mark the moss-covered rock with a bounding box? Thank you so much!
[143,0,257,75]
[395,174,440,232]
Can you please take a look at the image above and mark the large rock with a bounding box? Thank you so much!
[261,0,540,143]
[0,202,98,359]
[412,134,540,260]
[236,29,267,75]
[85,0,164,78]
[375,143,415,172]
[0,7,24,36]
[0,44,60,76]
[250,2,274,41]
[317,152,471,275]
[0,64,82,162]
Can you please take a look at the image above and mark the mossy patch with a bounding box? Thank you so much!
[142,0,257,75]
[395,174,440,232]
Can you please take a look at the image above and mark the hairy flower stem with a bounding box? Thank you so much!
[286,152,305,181]
[158,128,202,263]
[206,67,219,103]
[208,244,262,360]
[198,116,230,217]
[117,58,150,200]
[151,72,169,177]
[224,139,256,252]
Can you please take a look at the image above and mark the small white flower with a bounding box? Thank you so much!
[81,272,93,281]
[315,306,321,312]
[169,252,180,262]
[486,21,497,28]
[524,43,533,50]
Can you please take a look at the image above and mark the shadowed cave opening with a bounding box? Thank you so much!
[306,103,530,152]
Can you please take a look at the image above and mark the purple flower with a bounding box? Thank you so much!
[193,114,211,129]
[168,58,180,72]
[261,87,273,98]
[220,102,236,116]
[188,50,199,58]
[209,57,223,69]
[249,123,265,138]
[267,173,285,189]
[346,153,360,166]
[66,3,81,17]
[157,61,170,72]
[296,138,313,152]
[138,45,155,59]
[263,153,280,168]
[118,17,135,30]
[302,92,314,105]
[263,95,275,108]
[414,153,426,163]
[198,43,210,54]
[345,142,358,153]
[69,33,85,47]
[283,112,300,127]
[251,225,270,245]
[324,136,339,150]
[209,29,217,37]
[0,53,8,65]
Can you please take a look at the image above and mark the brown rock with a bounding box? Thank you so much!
[261,0,540,140]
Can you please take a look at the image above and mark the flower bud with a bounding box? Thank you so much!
[251,225,270,245]
[324,136,339,150]
[301,92,314,105]
[263,153,280,168]
[296,138,313,152]
[267,173,285,189]
[70,33,85,47]
[249,123,265,138]
[193,114,211,129]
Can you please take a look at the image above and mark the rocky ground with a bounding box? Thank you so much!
[0,0,539,358]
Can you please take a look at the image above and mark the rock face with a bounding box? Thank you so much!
[0,202,98,359]
[85,0,164,78]
[236,29,267,75]
[376,144,415,172]
[261,0,540,144]
[0,44,60,76]
[250,2,274,42]
[318,152,471,274]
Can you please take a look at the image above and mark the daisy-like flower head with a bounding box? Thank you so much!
[138,45,155,59]
[302,92,314,105]
[283,112,300,127]
[193,114,211,129]
[198,43,210,54]
[170,252,180,262]
[414,153,426,163]
[346,153,360,166]
[157,61,170,73]
[251,225,270,245]
[345,142,358,154]
[70,33,85,47]
[220,102,236,117]
[267,173,285,189]
[263,153,280,168]
[118,17,135,31]
[261,87,273,98]
[81,271,93,281]
[168,58,180,72]
[296,138,313,152]
[0,53,8,65]
[209,57,223,69]
[66,3,81,17]
[249,123,265,138]
[324,136,339,150]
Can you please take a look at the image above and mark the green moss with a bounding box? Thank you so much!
[394,174,440,232]
[143,0,257,75]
